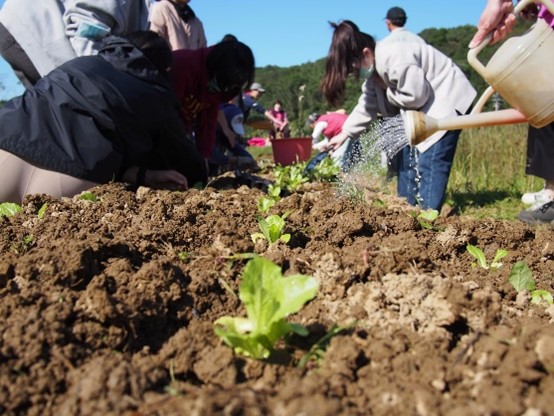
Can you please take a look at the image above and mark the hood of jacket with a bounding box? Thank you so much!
[98,36,171,89]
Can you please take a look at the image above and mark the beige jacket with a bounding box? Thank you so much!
[340,31,476,152]
[149,1,207,51]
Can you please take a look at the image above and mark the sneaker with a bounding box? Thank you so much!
[521,188,551,206]
[518,201,554,224]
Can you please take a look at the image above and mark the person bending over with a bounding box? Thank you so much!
[0,31,207,204]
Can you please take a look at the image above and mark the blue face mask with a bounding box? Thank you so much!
[359,64,375,79]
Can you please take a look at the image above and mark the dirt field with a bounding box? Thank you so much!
[1,171,553,416]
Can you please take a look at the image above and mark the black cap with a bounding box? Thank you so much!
[386,7,407,25]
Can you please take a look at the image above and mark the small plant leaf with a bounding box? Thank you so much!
[0,202,22,217]
[418,209,439,222]
[508,262,535,292]
[37,203,48,219]
[490,249,508,269]
[215,257,318,359]
[530,290,554,305]
[79,192,98,202]
[467,245,488,269]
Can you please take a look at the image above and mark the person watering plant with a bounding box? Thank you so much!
[0,31,207,204]
[321,19,476,211]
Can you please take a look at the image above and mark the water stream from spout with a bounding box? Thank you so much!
[337,114,423,204]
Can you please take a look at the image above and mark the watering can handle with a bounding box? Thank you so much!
[470,86,496,115]
[467,0,554,78]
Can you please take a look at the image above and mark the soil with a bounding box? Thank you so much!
[1,168,554,416]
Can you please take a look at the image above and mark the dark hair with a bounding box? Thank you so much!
[274,100,282,105]
[221,33,238,42]
[321,20,376,107]
[207,40,255,98]
[126,30,172,72]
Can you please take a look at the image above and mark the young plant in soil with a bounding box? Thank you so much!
[508,261,554,305]
[409,209,445,231]
[306,154,340,182]
[467,244,508,270]
[0,202,22,217]
[79,191,98,202]
[214,257,319,359]
[297,323,352,369]
[251,213,291,244]
[273,164,309,192]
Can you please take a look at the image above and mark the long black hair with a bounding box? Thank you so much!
[321,20,376,107]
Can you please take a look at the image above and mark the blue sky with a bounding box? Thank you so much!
[0,0,486,100]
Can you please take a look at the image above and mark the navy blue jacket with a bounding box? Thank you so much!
[0,36,207,185]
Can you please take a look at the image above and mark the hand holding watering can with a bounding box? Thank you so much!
[405,0,554,146]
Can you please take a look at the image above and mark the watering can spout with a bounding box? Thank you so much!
[403,111,438,147]
[403,109,530,147]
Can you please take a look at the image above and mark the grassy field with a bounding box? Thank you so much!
[447,124,541,220]
[247,123,540,221]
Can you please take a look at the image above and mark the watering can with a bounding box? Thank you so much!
[404,0,554,146]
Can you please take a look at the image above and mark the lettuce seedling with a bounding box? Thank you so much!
[274,164,309,192]
[0,202,22,218]
[467,244,507,270]
[214,257,319,359]
[251,213,290,244]
[258,196,276,214]
[508,261,554,305]
[79,192,98,202]
[508,261,535,291]
[409,209,444,231]
[308,156,340,182]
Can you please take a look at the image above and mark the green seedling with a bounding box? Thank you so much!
[251,213,291,244]
[37,203,48,219]
[308,156,340,182]
[258,196,276,214]
[79,192,98,202]
[13,234,34,254]
[410,209,444,231]
[214,257,319,359]
[274,164,309,192]
[0,202,22,218]
[297,323,352,369]
[266,184,282,200]
[508,261,554,306]
[177,252,192,263]
[466,244,508,270]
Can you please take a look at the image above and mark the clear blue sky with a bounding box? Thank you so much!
[0,0,486,100]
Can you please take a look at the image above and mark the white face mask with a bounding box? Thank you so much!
[359,64,375,79]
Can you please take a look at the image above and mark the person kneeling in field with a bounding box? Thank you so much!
[0,31,207,204]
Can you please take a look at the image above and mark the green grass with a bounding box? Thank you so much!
[447,124,541,220]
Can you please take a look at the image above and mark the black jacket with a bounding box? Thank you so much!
[0,36,207,185]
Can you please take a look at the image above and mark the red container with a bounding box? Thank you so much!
[270,138,313,166]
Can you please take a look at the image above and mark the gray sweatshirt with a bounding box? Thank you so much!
[0,0,151,77]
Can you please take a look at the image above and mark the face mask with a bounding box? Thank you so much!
[359,64,375,79]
